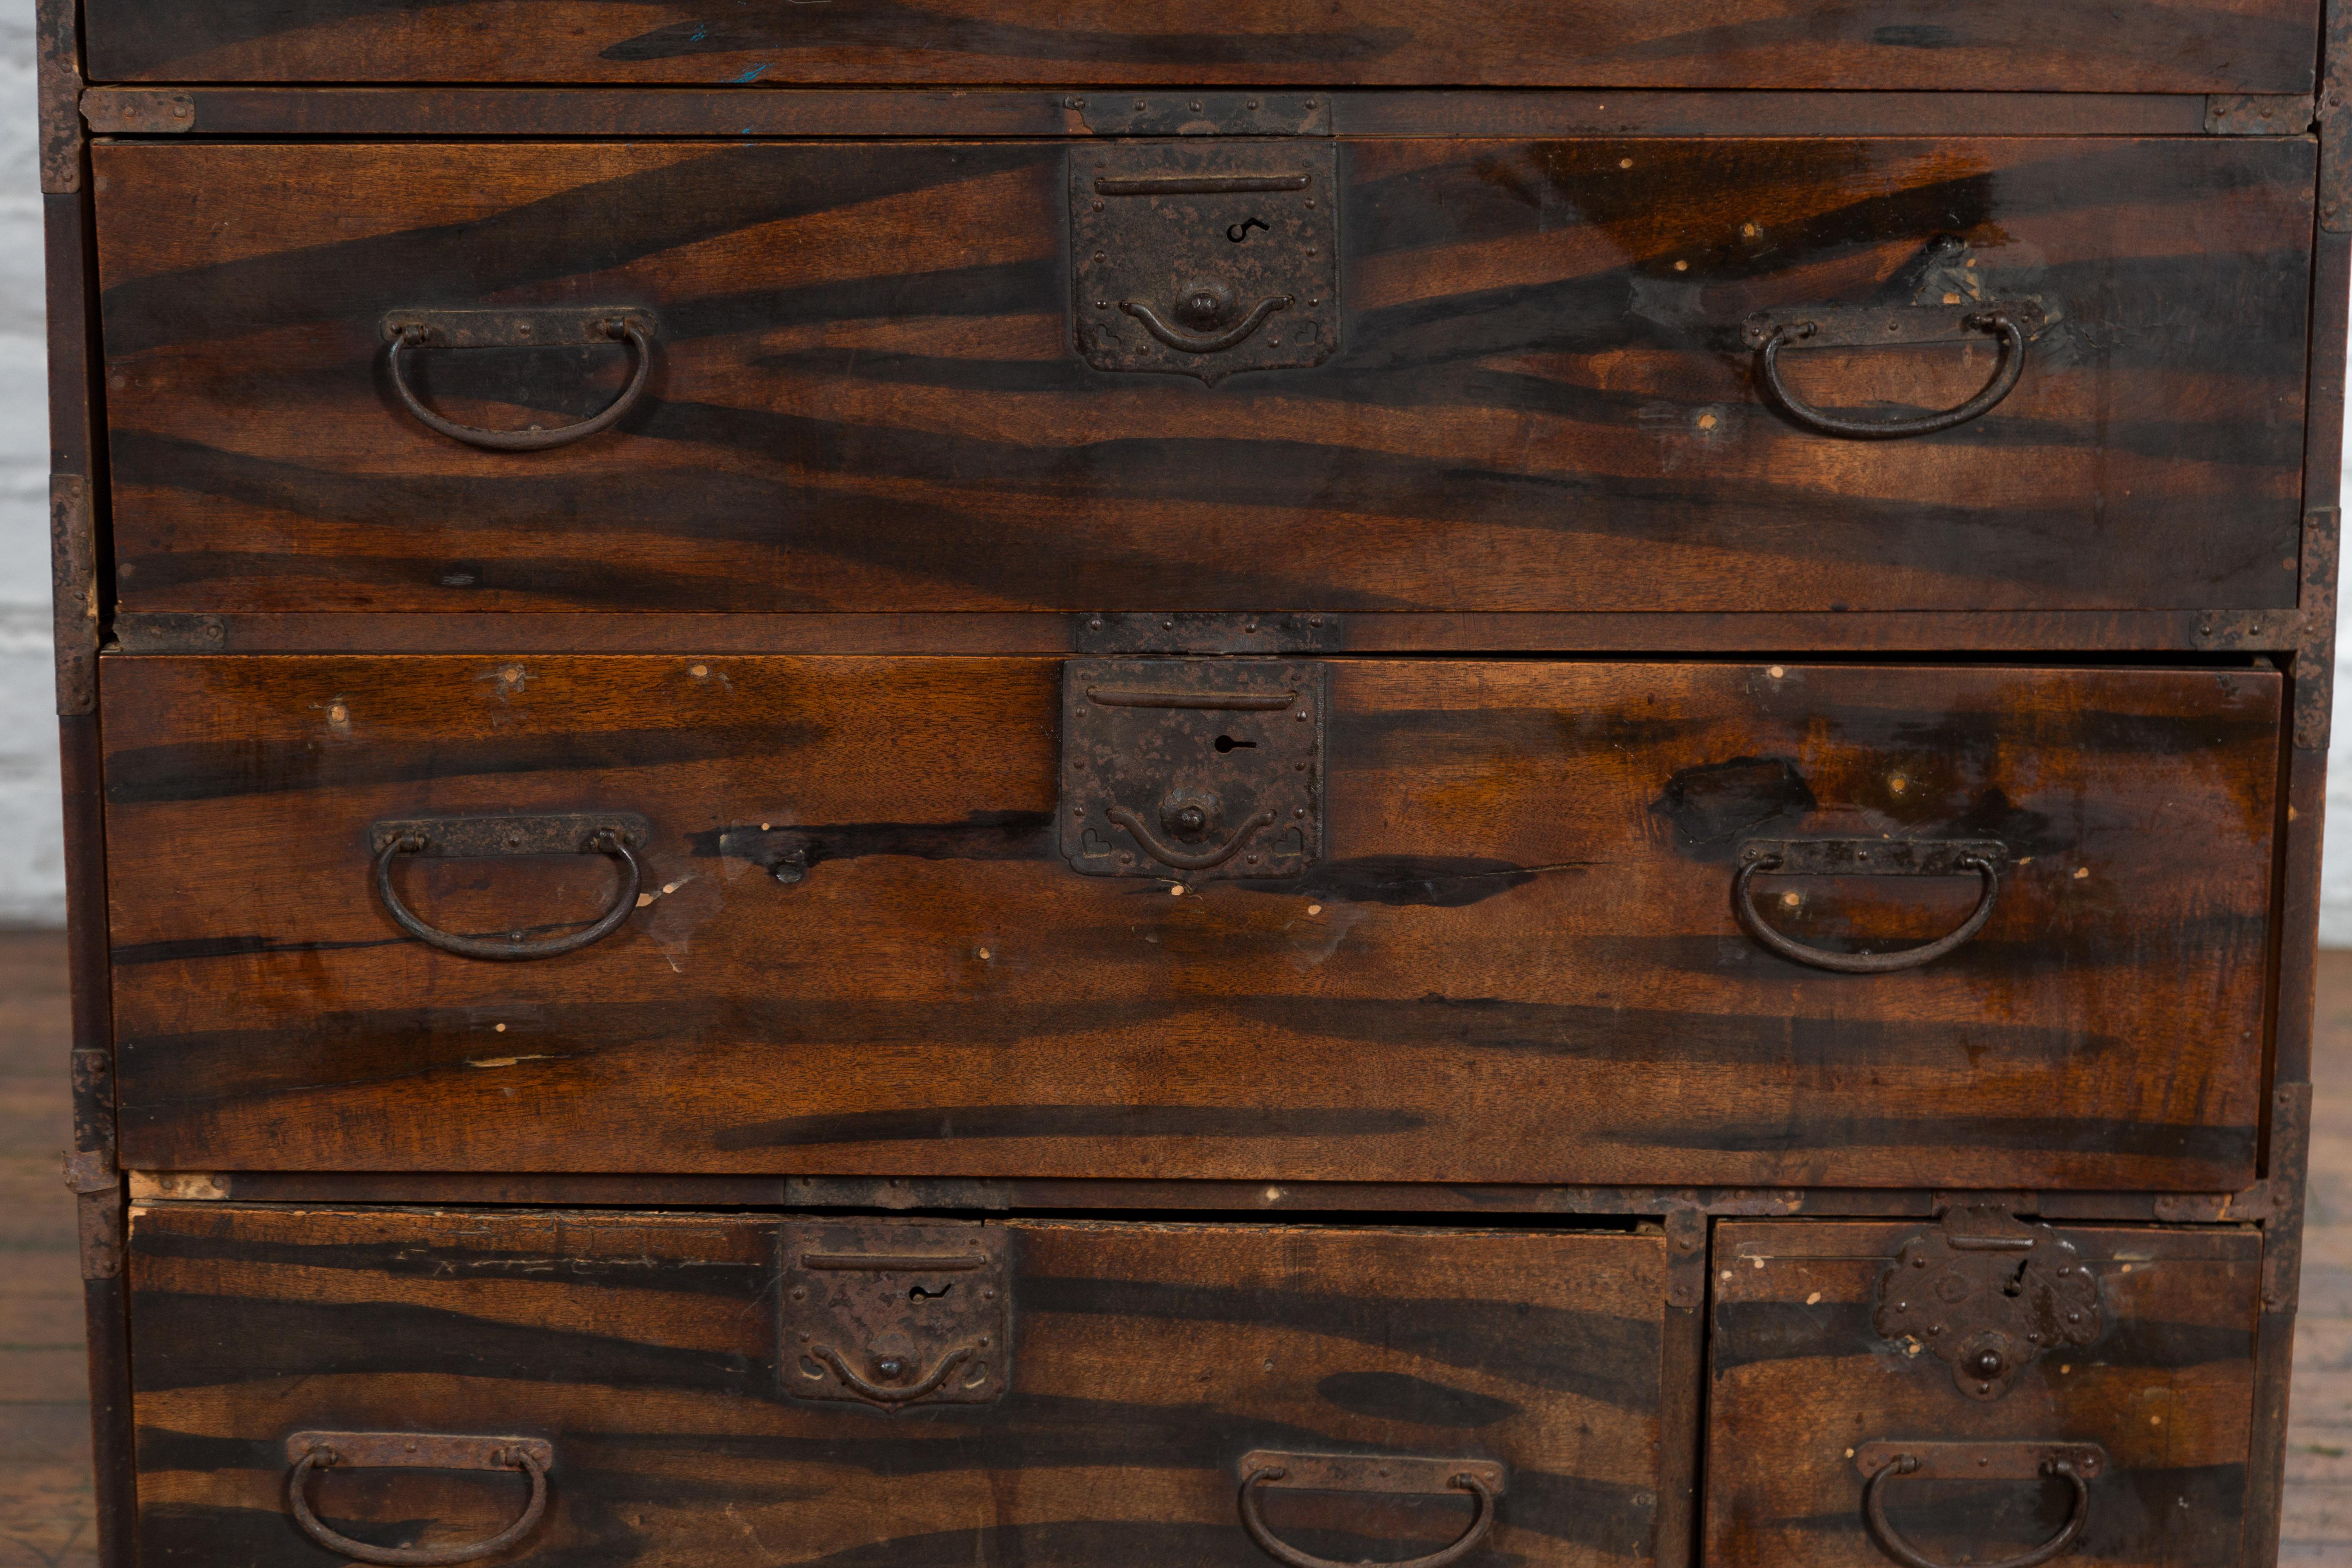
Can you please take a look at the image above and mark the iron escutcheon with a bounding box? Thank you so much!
[781,1221,1009,1409]
[1874,1206,2105,1402]
[1061,658,1325,881]
[1073,141,1339,384]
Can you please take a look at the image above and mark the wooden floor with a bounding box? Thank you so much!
[0,928,2345,1565]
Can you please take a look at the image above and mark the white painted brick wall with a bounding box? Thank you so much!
[0,8,61,927]
[2,13,2351,936]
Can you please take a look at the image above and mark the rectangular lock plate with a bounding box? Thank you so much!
[781,1222,1008,1408]
[1061,659,1325,882]
[1073,141,1339,384]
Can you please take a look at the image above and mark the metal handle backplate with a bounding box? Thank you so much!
[381,308,655,451]
[1857,1442,2104,1568]
[370,812,648,962]
[1734,838,2008,974]
[1237,1451,1505,1568]
[285,1432,553,1567]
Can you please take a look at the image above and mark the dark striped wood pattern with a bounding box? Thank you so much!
[100,655,2279,1188]
[126,1205,1670,1568]
[79,0,2320,92]
[92,137,2314,616]
[1704,1219,2263,1567]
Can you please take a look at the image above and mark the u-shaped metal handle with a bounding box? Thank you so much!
[1864,1452,2092,1568]
[286,1433,552,1567]
[1237,1453,1504,1568]
[1733,838,2004,974]
[386,315,653,452]
[1106,805,1275,872]
[371,813,645,962]
[1759,309,2025,439]
[813,1342,978,1404]
[1121,295,1292,355]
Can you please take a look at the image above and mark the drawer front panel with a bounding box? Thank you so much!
[1704,1219,2262,1567]
[93,138,2312,615]
[127,1205,1670,1568]
[82,1,2318,92]
[102,656,2278,1188]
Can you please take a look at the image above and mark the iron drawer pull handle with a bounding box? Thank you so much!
[1121,295,1291,355]
[1239,1464,1498,1568]
[1735,852,2000,974]
[387,317,653,451]
[1864,1454,2089,1568]
[288,1442,550,1566]
[1108,805,1274,872]
[1760,310,2025,439]
[815,1341,977,1403]
[375,827,640,962]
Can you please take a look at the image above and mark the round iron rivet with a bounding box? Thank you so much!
[1247,99,1260,110]
[978,1336,989,1346]
[1093,251,1106,262]
[1246,853,1259,864]
[1895,1300,1908,1311]
[1927,1324,1941,1335]
[1088,616,1104,630]
[1162,619,1175,629]
[509,930,525,942]
[1913,1256,1928,1268]
[1305,198,1315,208]
[984,1287,996,1299]
[1295,709,1308,720]
[1092,201,1103,212]
[1191,100,1203,111]
[1294,807,1305,818]
[790,1287,805,1300]
[877,1359,905,1378]
[2067,1311,2082,1323]
[1135,100,1147,110]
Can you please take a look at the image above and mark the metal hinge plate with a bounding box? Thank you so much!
[781,1221,1009,1409]
[1061,658,1325,882]
[1071,92,1332,137]
[1073,612,1342,655]
[1073,141,1339,384]
[2204,94,2315,134]
[1875,1205,2104,1401]
[81,88,196,135]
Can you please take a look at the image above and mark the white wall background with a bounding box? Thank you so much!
[0,6,61,927]
[0,10,2347,935]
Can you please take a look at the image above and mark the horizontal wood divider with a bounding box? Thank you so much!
[78,87,2229,140]
[108,609,2313,656]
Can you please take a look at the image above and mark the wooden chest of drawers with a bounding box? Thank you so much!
[40,3,2342,1566]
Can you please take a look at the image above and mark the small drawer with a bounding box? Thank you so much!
[1702,1215,2264,1566]
[92,135,2313,617]
[127,1204,1674,1568]
[103,655,2278,1189]
[82,0,2318,92]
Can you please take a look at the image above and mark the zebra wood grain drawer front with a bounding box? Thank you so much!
[126,1205,1672,1568]
[1704,1215,2263,1568]
[78,0,2320,91]
[101,655,2278,1188]
[90,137,2313,615]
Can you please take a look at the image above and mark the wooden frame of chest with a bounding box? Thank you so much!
[38,3,2348,1566]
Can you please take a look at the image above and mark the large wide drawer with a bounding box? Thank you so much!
[1705,1217,2264,1567]
[127,1204,1674,1568]
[93,137,2313,615]
[103,656,2279,1188]
[82,0,2318,92]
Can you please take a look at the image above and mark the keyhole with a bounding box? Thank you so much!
[1214,735,1257,753]
[1228,216,1270,242]
[910,1283,953,1302]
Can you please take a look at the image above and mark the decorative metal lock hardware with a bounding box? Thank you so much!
[1874,1206,2104,1402]
[1741,235,2052,440]
[781,1222,1009,1408]
[1073,142,1338,384]
[1061,659,1324,881]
